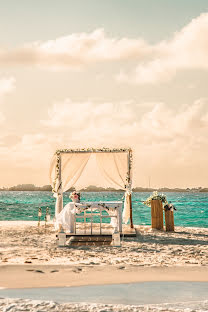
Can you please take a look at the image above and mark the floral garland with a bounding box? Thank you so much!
[74,202,120,213]
[125,149,133,192]
[143,191,168,207]
[56,147,130,153]
[52,152,61,194]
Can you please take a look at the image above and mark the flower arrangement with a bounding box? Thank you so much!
[143,191,168,207]
[69,191,81,203]
[164,202,176,212]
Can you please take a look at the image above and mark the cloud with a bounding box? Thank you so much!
[0,135,21,147]
[0,133,52,167]
[0,77,15,126]
[117,13,208,84]
[0,77,15,96]
[0,29,151,70]
[41,98,208,159]
[0,132,56,186]
[1,97,208,187]
[41,98,139,145]
[0,112,5,124]
[1,13,208,82]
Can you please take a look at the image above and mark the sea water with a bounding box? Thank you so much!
[0,282,208,305]
[0,191,207,228]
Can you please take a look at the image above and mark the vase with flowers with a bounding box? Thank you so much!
[69,191,81,203]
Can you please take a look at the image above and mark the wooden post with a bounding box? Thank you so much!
[165,210,174,231]
[151,199,163,230]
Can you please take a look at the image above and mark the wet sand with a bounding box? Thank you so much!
[0,264,208,288]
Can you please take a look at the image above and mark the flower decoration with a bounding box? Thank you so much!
[69,191,81,202]
[143,191,168,207]
[164,203,176,212]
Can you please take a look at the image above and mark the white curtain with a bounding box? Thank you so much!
[96,152,131,224]
[61,153,91,191]
[50,153,90,216]
[49,154,57,186]
[96,153,127,189]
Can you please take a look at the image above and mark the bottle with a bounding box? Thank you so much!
[112,230,121,247]
[58,227,66,247]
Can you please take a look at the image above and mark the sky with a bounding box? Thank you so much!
[0,0,208,188]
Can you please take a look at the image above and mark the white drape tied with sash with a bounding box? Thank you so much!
[96,153,132,224]
[50,153,90,216]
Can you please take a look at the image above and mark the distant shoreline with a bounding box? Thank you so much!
[0,184,208,193]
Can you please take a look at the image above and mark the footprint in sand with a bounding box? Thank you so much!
[72,267,82,273]
[118,266,125,270]
[35,270,45,273]
[50,270,59,273]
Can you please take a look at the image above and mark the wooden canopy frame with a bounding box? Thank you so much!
[53,147,133,228]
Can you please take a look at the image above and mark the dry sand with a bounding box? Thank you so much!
[0,221,207,268]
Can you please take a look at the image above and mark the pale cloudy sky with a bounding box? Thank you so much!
[1,0,208,188]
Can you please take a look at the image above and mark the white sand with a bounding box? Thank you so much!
[0,221,207,267]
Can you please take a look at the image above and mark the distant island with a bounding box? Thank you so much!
[0,184,53,192]
[0,184,208,192]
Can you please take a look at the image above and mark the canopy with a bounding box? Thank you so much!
[49,148,133,227]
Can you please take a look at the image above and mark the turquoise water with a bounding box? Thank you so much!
[0,191,207,228]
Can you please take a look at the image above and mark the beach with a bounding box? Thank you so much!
[0,221,208,311]
[1,298,208,312]
[0,221,208,268]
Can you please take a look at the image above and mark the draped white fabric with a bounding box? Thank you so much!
[96,153,127,190]
[50,151,132,223]
[61,153,91,191]
[50,153,90,216]
[49,154,57,186]
[96,153,131,224]
[123,192,131,224]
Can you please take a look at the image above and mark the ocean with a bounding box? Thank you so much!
[0,282,208,306]
[0,191,207,228]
